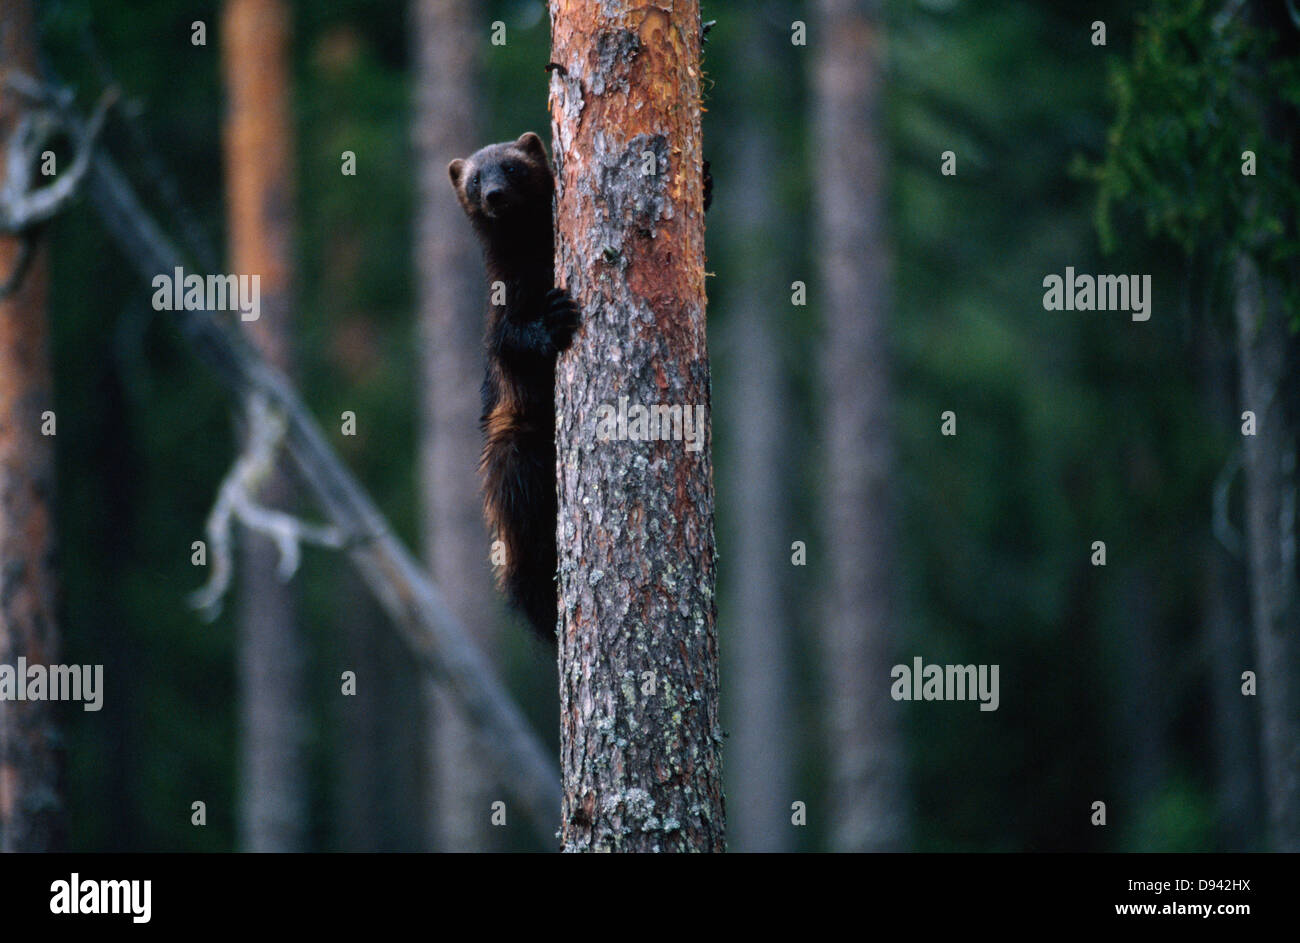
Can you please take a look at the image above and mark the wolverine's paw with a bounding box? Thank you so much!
[545,287,580,351]
[703,159,713,213]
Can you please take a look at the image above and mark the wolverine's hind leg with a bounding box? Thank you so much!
[479,412,559,640]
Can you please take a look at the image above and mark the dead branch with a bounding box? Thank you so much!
[0,71,115,232]
[189,394,346,619]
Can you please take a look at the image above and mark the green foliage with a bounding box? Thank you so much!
[1086,0,1300,283]
[891,0,1230,850]
[1122,774,1218,852]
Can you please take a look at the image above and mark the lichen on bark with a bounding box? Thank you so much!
[549,0,724,852]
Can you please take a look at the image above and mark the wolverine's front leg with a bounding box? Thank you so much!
[496,288,580,360]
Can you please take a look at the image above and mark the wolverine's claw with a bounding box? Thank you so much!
[545,287,580,350]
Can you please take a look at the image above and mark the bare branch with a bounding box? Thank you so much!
[0,72,115,233]
[189,394,346,619]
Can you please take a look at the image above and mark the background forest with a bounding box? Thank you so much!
[1,0,1294,852]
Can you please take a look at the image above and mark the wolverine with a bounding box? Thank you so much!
[449,132,710,639]
[449,132,576,640]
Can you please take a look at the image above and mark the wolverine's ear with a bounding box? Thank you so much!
[448,158,467,188]
[516,132,547,161]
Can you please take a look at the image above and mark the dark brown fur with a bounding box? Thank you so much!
[449,132,578,640]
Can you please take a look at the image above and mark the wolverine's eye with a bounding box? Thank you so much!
[503,163,517,176]
[471,170,481,190]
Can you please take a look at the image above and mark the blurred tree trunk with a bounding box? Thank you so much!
[0,0,63,853]
[222,0,305,852]
[1234,0,1300,853]
[1233,251,1299,851]
[813,0,907,852]
[334,568,424,851]
[549,0,724,852]
[412,0,498,852]
[1204,525,1263,849]
[720,21,795,853]
[1198,299,1263,850]
[334,572,382,850]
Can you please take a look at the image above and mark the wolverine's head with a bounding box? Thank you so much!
[448,132,554,223]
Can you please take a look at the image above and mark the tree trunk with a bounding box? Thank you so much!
[334,567,424,851]
[813,0,908,852]
[1233,250,1300,851]
[720,20,795,854]
[0,0,63,853]
[222,0,306,852]
[1204,538,1263,849]
[1198,302,1263,850]
[412,0,500,852]
[549,0,724,852]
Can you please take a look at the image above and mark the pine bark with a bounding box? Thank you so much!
[412,0,501,852]
[0,0,63,853]
[222,0,306,852]
[813,0,908,851]
[549,0,724,852]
